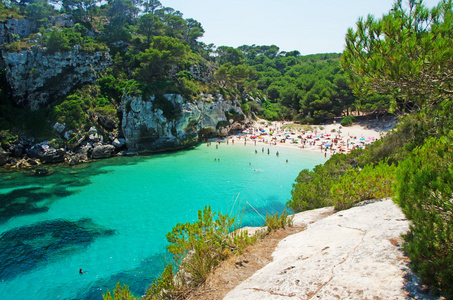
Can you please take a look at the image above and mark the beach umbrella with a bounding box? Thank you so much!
[360,137,365,141]
[294,138,299,142]
[260,130,265,133]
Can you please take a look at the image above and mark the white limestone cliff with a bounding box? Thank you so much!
[3,46,111,110]
[121,93,245,152]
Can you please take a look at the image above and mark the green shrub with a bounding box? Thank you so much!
[288,153,357,212]
[46,29,71,53]
[3,40,30,52]
[216,120,230,130]
[51,94,91,130]
[395,135,453,297]
[178,76,200,98]
[356,113,430,167]
[241,102,251,115]
[166,206,255,287]
[340,115,356,126]
[105,206,259,299]
[265,209,294,233]
[331,161,396,210]
[288,167,335,212]
[0,130,17,147]
[103,282,136,300]
[145,265,183,300]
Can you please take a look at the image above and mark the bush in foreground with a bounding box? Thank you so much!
[331,161,396,210]
[395,135,453,297]
[288,152,359,212]
[265,209,293,233]
[104,205,295,299]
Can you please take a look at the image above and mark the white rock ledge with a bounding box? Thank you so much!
[224,199,415,300]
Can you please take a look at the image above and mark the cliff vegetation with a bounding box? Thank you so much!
[0,0,392,160]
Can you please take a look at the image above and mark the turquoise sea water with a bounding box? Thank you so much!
[0,142,325,300]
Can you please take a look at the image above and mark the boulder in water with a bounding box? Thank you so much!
[0,148,9,166]
[91,145,115,159]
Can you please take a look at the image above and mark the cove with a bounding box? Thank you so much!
[0,143,325,300]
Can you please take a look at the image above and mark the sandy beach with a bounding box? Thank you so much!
[215,117,397,157]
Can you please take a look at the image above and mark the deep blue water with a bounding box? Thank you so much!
[0,142,325,299]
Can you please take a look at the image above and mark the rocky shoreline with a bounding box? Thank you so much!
[0,129,121,171]
[0,92,255,171]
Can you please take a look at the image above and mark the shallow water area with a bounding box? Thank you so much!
[0,142,325,299]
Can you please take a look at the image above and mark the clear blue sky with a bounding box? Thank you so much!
[163,0,441,55]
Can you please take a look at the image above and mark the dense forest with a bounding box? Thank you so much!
[0,0,395,146]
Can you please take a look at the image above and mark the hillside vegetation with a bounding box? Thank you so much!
[0,0,395,147]
[290,0,453,297]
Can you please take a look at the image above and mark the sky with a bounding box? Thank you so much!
[163,0,441,55]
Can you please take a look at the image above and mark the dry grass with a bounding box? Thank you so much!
[186,224,307,300]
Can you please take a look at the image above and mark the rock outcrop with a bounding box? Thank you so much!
[3,46,111,110]
[0,15,74,45]
[28,144,66,163]
[0,18,37,45]
[0,147,8,166]
[224,200,424,300]
[121,93,245,152]
[91,144,115,159]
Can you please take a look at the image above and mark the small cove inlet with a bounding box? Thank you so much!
[0,143,325,300]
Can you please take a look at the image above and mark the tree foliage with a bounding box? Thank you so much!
[331,161,396,210]
[288,153,359,211]
[342,0,453,112]
[133,36,190,82]
[395,135,453,297]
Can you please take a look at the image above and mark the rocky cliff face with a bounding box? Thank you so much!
[3,46,111,110]
[0,15,73,45]
[122,93,245,152]
[0,18,36,45]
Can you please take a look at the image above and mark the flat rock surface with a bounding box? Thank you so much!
[224,200,413,300]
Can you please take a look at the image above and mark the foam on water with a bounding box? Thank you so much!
[0,143,325,299]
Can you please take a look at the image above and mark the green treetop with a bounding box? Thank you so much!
[342,0,453,112]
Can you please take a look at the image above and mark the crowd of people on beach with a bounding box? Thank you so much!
[207,120,383,159]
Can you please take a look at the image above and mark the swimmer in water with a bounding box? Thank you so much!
[79,269,87,274]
